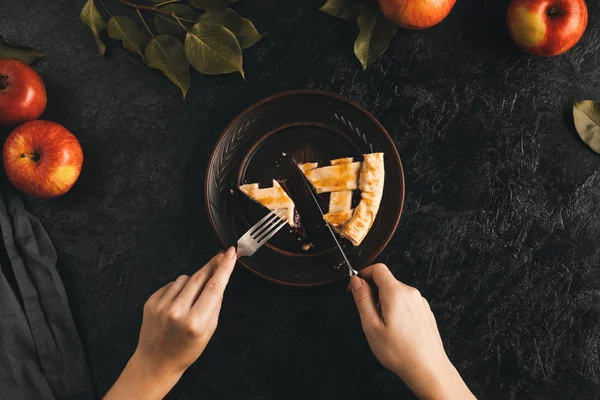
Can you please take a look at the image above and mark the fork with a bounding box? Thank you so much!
[236,209,288,257]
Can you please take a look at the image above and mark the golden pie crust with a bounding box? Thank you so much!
[239,180,295,226]
[300,153,384,246]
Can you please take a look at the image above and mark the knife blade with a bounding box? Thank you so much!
[292,158,358,277]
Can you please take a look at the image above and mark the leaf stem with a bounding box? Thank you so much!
[153,12,182,28]
[99,0,114,17]
[173,15,189,32]
[136,9,155,38]
[172,14,196,24]
[117,0,196,23]
[154,0,180,7]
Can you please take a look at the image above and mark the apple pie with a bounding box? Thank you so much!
[299,153,384,246]
[238,180,299,228]
[238,153,384,247]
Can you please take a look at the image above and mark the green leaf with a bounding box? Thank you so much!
[188,0,238,12]
[198,8,262,49]
[107,16,147,61]
[184,22,244,77]
[573,100,600,154]
[319,0,364,21]
[0,37,44,64]
[154,4,199,41]
[80,0,107,55]
[354,3,397,70]
[145,35,191,98]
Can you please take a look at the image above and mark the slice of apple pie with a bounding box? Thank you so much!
[299,153,384,246]
[238,180,299,228]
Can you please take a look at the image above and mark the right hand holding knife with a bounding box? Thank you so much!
[347,264,477,400]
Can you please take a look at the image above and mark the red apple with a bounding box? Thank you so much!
[3,120,83,198]
[0,59,47,127]
[379,0,457,30]
[507,0,588,57]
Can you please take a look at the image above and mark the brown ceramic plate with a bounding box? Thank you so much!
[205,90,404,286]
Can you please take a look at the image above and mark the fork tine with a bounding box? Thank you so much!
[256,218,287,245]
[250,212,280,238]
[250,209,286,238]
[256,220,287,246]
[237,209,289,258]
[248,209,282,236]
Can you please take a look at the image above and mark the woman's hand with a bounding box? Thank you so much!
[348,264,476,400]
[104,247,237,400]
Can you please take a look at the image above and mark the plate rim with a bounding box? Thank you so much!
[204,89,405,287]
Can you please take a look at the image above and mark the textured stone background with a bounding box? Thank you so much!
[2,0,600,399]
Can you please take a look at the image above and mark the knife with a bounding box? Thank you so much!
[292,158,358,277]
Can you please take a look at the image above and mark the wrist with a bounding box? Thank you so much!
[129,350,184,387]
[104,352,183,400]
[395,356,475,400]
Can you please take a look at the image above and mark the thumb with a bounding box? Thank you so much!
[347,276,382,327]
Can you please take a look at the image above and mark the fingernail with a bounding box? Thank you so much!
[346,276,362,293]
[224,246,236,259]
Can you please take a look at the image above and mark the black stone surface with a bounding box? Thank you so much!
[2,0,600,399]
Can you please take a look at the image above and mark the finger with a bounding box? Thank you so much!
[194,298,222,343]
[359,263,397,288]
[191,247,236,318]
[172,252,225,309]
[147,281,173,304]
[347,276,383,328]
[159,275,190,306]
[207,297,223,333]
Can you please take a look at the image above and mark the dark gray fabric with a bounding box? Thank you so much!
[0,182,95,400]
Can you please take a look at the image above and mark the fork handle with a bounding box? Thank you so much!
[235,242,252,258]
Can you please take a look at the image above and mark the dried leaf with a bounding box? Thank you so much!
[198,8,262,49]
[319,0,364,21]
[573,100,600,154]
[354,3,397,69]
[154,4,199,41]
[184,22,244,77]
[0,37,44,64]
[188,0,238,12]
[80,0,107,55]
[146,35,191,98]
[107,16,147,61]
